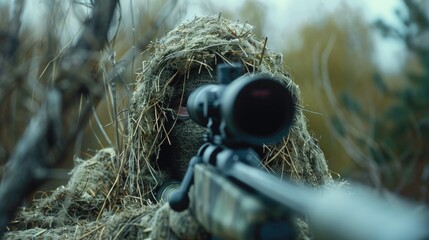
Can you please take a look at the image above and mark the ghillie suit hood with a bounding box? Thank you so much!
[126,16,332,199]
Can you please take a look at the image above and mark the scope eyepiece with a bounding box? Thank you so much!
[187,84,220,127]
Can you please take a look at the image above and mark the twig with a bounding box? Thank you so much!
[92,106,114,147]
[258,37,268,67]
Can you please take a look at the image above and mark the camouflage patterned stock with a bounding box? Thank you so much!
[191,164,296,240]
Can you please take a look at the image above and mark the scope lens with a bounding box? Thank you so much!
[232,79,294,139]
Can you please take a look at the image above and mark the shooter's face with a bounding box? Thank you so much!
[159,72,216,180]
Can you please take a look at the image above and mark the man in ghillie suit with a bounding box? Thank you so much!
[5,16,332,239]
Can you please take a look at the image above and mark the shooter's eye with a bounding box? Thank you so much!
[170,97,190,121]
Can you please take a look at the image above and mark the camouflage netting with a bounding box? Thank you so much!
[5,16,332,239]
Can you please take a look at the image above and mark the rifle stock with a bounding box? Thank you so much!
[192,163,296,240]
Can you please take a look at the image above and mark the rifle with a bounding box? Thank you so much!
[158,63,429,240]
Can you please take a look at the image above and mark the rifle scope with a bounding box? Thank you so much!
[187,64,296,145]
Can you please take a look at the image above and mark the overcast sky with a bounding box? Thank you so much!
[1,0,407,74]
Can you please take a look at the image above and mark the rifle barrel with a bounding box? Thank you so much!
[226,160,429,240]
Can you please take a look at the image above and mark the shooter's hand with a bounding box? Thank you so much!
[149,203,209,240]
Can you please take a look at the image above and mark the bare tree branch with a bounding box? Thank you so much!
[0,0,24,58]
[0,0,119,236]
[0,0,25,103]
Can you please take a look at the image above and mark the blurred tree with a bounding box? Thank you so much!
[365,0,429,201]
[296,0,429,201]
[283,4,377,178]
